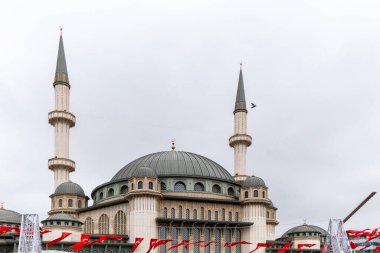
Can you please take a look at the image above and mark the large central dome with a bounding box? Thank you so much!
[111,151,235,183]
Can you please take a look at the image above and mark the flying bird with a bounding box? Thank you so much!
[251,103,256,108]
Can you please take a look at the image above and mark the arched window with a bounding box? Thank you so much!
[78,200,82,208]
[244,191,248,198]
[174,182,186,191]
[262,191,265,198]
[179,206,183,219]
[84,217,94,234]
[138,181,143,189]
[222,208,225,221]
[131,183,134,190]
[193,228,200,253]
[228,211,232,221]
[207,210,211,220]
[253,190,258,197]
[194,183,205,191]
[99,214,110,234]
[170,228,178,253]
[193,209,197,220]
[99,192,104,200]
[266,211,270,218]
[204,229,210,253]
[107,188,114,197]
[68,199,73,207]
[171,208,175,219]
[185,209,190,219]
[200,207,204,220]
[161,182,166,191]
[114,210,126,234]
[236,230,242,253]
[225,229,232,253]
[215,211,218,221]
[159,227,167,253]
[235,212,239,221]
[149,182,154,190]
[120,185,128,194]
[228,187,235,196]
[182,228,189,253]
[215,229,221,253]
[52,200,55,208]
[212,184,221,193]
[59,199,62,207]
[163,208,168,218]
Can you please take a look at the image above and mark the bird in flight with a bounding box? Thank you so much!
[251,103,256,108]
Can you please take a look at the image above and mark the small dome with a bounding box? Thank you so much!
[242,176,266,188]
[55,181,85,196]
[43,213,80,223]
[131,166,157,178]
[0,208,21,224]
[282,224,327,237]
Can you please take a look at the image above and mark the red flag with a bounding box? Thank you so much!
[374,246,380,253]
[185,241,204,249]
[294,244,315,252]
[47,232,72,247]
[226,241,252,248]
[321,244,329,253]
[0,226,13,235]
[146,238,158,253]
[249,243,275,253]
[277,244,291,253]
[40,229,51,235]
[358,244,371,252]
[168,240,189,251]
[132,238,144,253]
[201,241,217,247]
[153,240,173,250]
[350,242,359,249]
[70,234,91,251]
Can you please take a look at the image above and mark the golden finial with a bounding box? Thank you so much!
[60,26,63,36]
[240,62,243,70]
[171,139,176,151]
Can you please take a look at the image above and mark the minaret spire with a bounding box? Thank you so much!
[48,31,76,189]
[229,64,252,181]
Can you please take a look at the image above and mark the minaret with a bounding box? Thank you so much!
[48,30,76,189]
[229,63,252,181]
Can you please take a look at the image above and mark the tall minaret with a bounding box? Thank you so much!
[48,30,76,189]
[229,63,252,181]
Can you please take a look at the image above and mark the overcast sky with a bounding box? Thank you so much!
[1,0,379,237]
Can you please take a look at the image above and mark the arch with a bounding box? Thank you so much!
[138,181,143,189]
[227,187,235,196]
[52,199,55,208]
[228,211,232,221]
[99,214,110,234]
[131,183,134,190]
[99,192,104,200]
[161,182,166,191]
[214,211,218,221]
[78,200,82,208]
[178,206,183,219]
[107,188,114,197]
[174,182,186,191]
[84,217,94,234]
[182,228,189,253]
[163,207,168,218]
[215,229,221,253]
[185,209,190,219]
[262,191,265,198]
[59,199,63,207]
[194,182,205,191]
[149,182,154,190]
[225,229,232,253]
[207,210,211,220]
[193,209,197,219]
[204,229,210,253]
[235,212,239,221]
[159,227,167,253]
[244,191,248,198]
[236,230,242,253]
[68,199,73,207]
[212,184,221,193]
[170,208,175,219]
[120,185,128,194]
[222,208,225,221]
[253,190,258,197]
[266,211,270,218]
[114,210,126,234]
[200,207,204,220]
[193,228,200,253]
[170,228,178,253]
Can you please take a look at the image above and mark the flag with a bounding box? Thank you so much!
[70,234,91,251]
[168,240,189,251]
[47,232,72,247]
[132,238,144,253]
[277,244,291,253]
[153,239,173,250]
[40,229,51,235]
[249,243,275,253]
[225,241,252,248]
[185,241,204,249]
[350,242,359,249]
[0,226,13,235]
[201,241,217,248]
[146,239,158,253]
[294,244,315,252]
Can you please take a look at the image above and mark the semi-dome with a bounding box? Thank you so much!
[111,151,235,183]
[242,176,266,188]
[131,166,157,178]
[55,181,85,196]
[282,224,327,237]
[43,213,80,222]
[0,208,21,224]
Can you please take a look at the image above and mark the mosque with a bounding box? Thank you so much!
[0,33,327,253]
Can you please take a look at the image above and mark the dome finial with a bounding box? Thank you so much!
[60,26,63,36]
[303,219,307,225]
[171,139,176,151]
[240,62,243,70]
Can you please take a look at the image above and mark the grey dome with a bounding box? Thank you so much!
[131,166,157,178]
[242,176,266,188]
[0,208,21,224]
[55,181,85,196]
[282,224,327,237]
[43,213,80,222]
[111,151,235,183]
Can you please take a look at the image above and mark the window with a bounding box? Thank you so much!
[114,211,126,234]
[186,209,190,219]
[215,229,221,253]
[235,212,239,221]
[99,192,104,200]
[212,184,221,193]
[138,181,143,189]
[131,183,134,190]
[171,228,178,253]
[163,208,168,218]
[193,228,200,253]
[59,199,63,207]
[174,182,186,191]
[182,228,189,253]
[228,187,234,196]
[108,188,114,197]
[225,230,231,253]
[52,200,55,208]
[120,185,128,194]
[204,229,210,253]
[78,200,82,208]
[228,212,232,221]
[171,208,175,219]
[200,207,204,220]
[193,209,197,220]
[207,210,211,220]
[222,209,225,221]
[149,182,154,190]
[194,183,205,191]
[266,211,270,218]
[161,182,166,191]
[159,227,167,253]
[244,191,248,198]
[236,230,241,253]
[262,191,265,198]
[99,214,109,234]
[253,190,258,198]
[179,206,183,219]
[215,211,218,221]
[68,199,73,207]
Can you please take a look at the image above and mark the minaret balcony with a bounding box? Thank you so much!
[48,110,76,127]
[229,134,252,147]
[48,158,75,172]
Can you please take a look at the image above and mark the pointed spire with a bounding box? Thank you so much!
[234,63,247,113]
[54,28,70,87]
